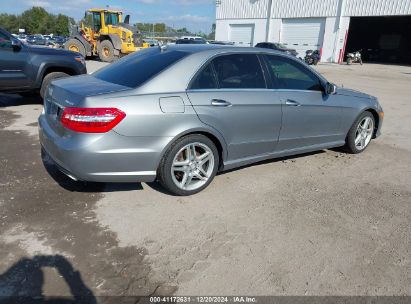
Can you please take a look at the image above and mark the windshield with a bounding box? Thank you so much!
[93,48,189,88]
[105,13,119,25]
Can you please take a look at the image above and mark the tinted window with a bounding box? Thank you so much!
[212,54,266,89]
[0,32,11,48]
[265,55,323,91]
[94,48,189,88]
[105,13,119,25]
[190,64,217,89]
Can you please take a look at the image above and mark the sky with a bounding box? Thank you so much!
[1,0,216,33]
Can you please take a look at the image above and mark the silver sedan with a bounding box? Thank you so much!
[39,45,384,195]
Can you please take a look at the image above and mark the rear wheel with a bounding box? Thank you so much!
[98,40,116,62]
[344,111,375,154]
[347,58,352,65]
[158,134,219,196]
[64,39,86,58]
[40,72,69,99]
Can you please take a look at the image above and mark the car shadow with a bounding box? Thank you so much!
[0,255,96,304]
[0,93,42,107]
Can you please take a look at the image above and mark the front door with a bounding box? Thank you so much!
[187,53,282,162]
[0,31,32,90]
[263,55,342,152]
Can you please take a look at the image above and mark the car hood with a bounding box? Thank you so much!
[26,44,76,57]
[336,87,374,100]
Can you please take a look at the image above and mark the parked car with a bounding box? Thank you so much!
[208,40,235,45]
[0,28,87,98]
[51,36,68,48]
[142,39,160,47]
[39,45,383,196]
[255,42,298,57]
[176,38,207,44]
[26,34,47,45]
[17,34,27,43]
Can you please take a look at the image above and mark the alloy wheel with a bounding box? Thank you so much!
[355,116,374,150]
[171,142,215,191]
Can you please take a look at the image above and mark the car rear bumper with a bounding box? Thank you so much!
[38,114,172,183]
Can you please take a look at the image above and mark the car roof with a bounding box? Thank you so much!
[164,44,286,56]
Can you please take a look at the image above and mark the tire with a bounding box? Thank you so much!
[360,59,363,65]
[98,40,116,63]
[40,72,69,99]
[344,111,375,154]
[158,134,219,196]
[347,58,352,65]
[64,39,86,58]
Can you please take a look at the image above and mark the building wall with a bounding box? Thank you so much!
[215,18,268,45]
[215,0,411,62]
[216,0,411,19]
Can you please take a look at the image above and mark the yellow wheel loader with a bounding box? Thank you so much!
[65,8,149,62]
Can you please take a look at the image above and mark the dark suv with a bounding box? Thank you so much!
[0,28,87,98]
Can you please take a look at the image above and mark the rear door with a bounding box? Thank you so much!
[0,30,32,90]
[187,53,282,162]
[263,55,342,152]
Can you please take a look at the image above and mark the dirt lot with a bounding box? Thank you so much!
[0,61,410,301]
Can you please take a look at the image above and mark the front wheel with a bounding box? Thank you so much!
[344,112,375,154]
[158,134,219,196]
[64,39,86,58]
[98,40,116,63]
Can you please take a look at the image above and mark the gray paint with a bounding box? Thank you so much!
[39,45,383,183]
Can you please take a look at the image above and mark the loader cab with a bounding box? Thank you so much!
[84,9,122,35]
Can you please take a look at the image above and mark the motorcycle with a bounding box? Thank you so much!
[304,50,320,65]
[346,50,363,65]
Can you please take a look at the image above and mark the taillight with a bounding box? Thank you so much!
[61,107,126,133]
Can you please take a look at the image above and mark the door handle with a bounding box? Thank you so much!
[285,99,301,107]
[211,99,232,107]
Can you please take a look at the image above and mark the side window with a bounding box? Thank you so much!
[265,55,323,91]
[190,64,217,90]
[212,54,266,89]
[0,32,11,49]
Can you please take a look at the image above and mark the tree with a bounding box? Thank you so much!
[207,23,216,40]
[0,7,72,35]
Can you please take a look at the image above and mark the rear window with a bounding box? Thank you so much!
[93,48,189,88]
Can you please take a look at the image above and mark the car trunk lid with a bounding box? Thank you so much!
[44,75,130,136]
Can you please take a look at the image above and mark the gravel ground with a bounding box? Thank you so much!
[0,60,410,300]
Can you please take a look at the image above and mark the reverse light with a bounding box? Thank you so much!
[61,107,126,133]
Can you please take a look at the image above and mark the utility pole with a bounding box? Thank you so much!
[265,0,273,42]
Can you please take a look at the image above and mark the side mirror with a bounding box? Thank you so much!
[326,82,337,95]
[11,38,22,49]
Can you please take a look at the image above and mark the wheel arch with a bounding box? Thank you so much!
[363,108,380,138]
[159,128,228,171]
[35,63,77,88]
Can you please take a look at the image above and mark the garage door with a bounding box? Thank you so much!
[281,18,325,58]
[229,24,254,47]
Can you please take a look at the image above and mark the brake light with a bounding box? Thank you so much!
[61,107,126,133]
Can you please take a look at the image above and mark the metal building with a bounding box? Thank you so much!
[215,0,411,64]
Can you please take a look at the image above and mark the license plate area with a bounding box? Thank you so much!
[45,98,63,120]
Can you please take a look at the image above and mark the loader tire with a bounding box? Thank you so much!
[99,40,116,63]
[65,39,86,58]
